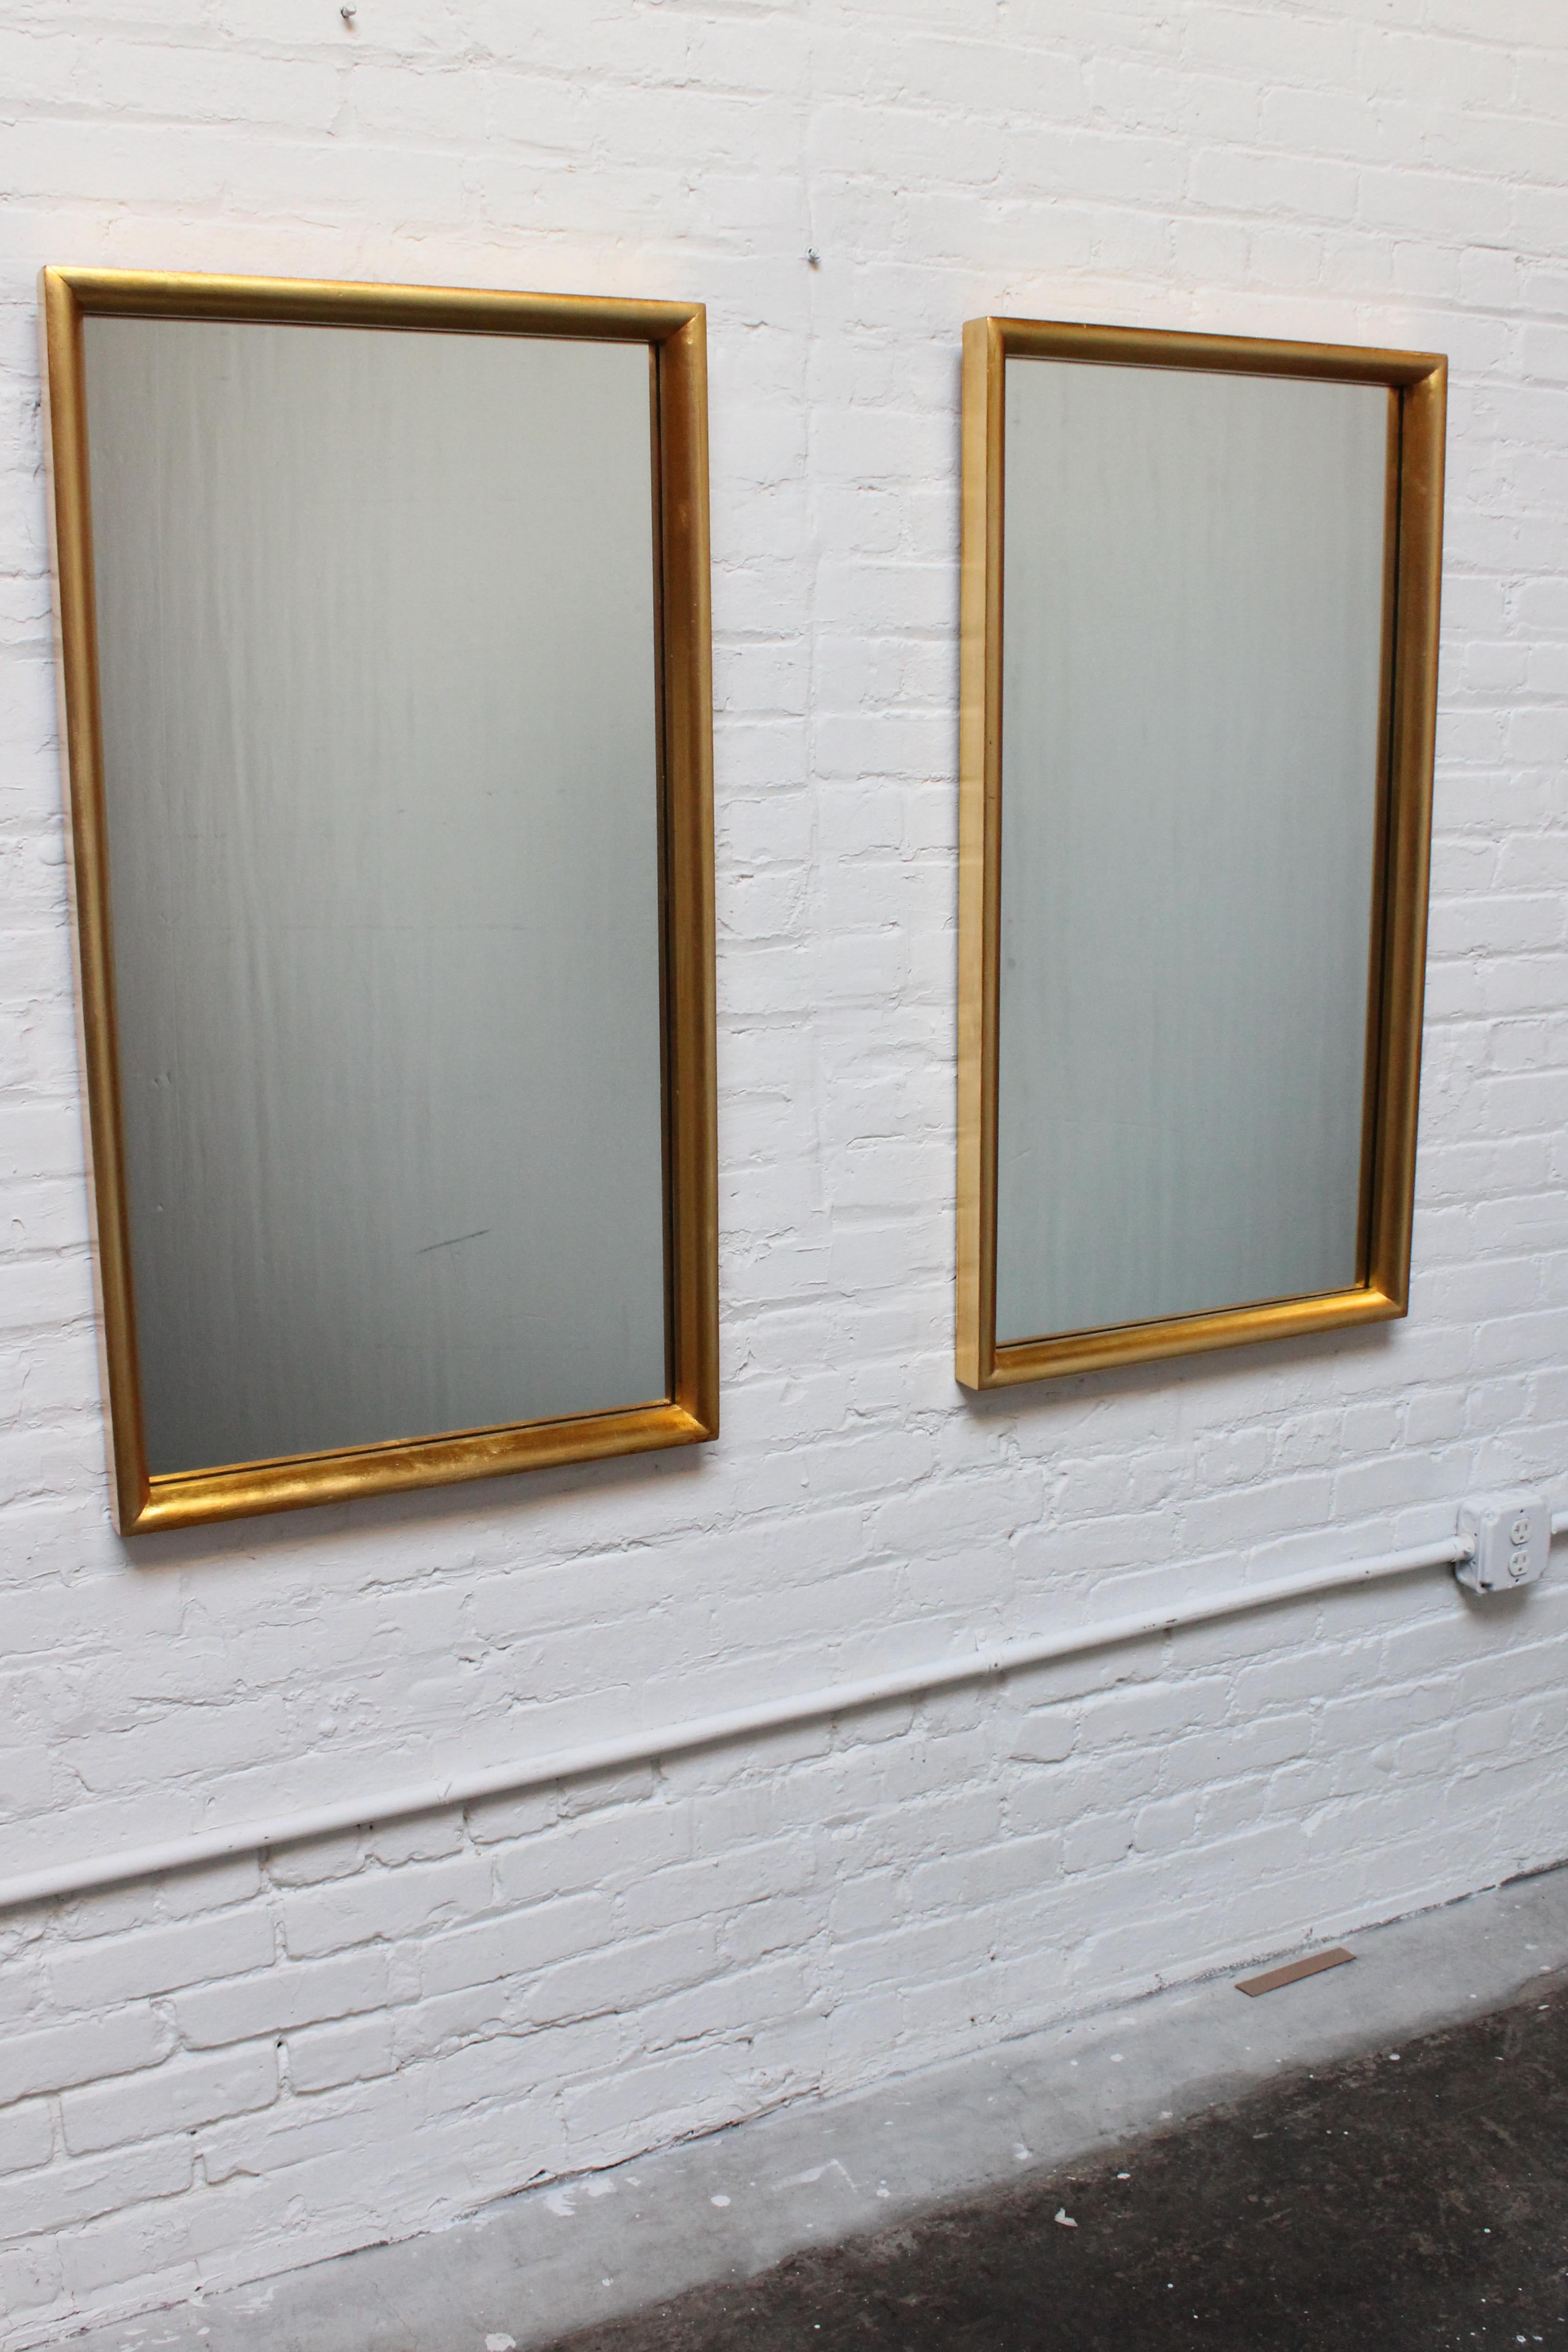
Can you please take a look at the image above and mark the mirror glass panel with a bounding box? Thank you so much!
[82,316,670,1474]
[995,358,1391,1346]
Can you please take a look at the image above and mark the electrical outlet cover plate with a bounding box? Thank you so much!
[1456,1492,1550,1593]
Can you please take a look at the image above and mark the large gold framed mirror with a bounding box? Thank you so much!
[958,316,1446,1389]
[42,267,717,1531]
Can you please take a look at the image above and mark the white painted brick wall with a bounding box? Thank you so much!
[2,0,1568,2339]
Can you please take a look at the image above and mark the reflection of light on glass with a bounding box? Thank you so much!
[84,316,670,1473]
[995,358,1389,1344]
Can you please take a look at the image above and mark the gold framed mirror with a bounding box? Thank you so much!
[957,316,1446,1390]
[42,266,717,1531]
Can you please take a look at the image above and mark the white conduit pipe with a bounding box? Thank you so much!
[0,1530,1500,1916]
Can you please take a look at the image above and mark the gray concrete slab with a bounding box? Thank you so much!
[521,1977,1568,2352]
[69,1863,1568,2352]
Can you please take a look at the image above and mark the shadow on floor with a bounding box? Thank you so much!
[538,1975,1567,2351]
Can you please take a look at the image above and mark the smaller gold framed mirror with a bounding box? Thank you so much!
[42,267,718,1531]
[957,316,1446,1389]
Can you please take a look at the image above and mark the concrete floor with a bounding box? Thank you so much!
[536,1975,1568,2351]
[67,1862,1568,2352]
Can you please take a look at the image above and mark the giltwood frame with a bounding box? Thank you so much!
[957,316,1447,1391]
[41,266,718,1531]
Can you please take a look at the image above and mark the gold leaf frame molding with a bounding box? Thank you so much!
[41,266,718,1531]
[956,316,1446,1390]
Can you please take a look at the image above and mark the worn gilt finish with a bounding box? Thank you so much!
[956,316,1447,1391]
[41,265,718,1531]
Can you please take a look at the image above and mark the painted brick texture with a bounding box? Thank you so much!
[2,0,1568,2341]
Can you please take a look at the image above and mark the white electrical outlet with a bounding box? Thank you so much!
[1456,1493,1550,1593]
